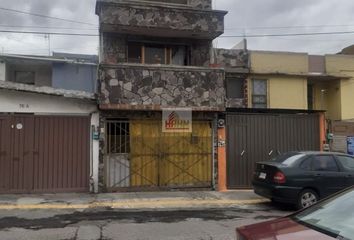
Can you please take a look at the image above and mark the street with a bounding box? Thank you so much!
[0,202,294,240]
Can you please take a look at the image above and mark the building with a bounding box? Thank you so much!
[213,49,325,189]
[0,53,100,193]
[95,0,228,191]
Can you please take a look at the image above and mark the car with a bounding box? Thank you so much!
[236,187,354,240]
[252,151,354,209]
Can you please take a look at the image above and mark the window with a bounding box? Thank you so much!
[14,71,35,85]
[252,79,267,108]
[106,121,130,154]
[300,157,312,170]
[127,42,189,66]
[312,155,339,172]
[145,44,166,64]
[145,0,188,4]
[226,78,245,98]
[336,155,354,170]
[127,43,142,63]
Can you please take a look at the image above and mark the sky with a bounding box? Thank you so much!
[1,0,354,56]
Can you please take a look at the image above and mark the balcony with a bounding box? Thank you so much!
[96,0,227,40]
[99,63,225,111]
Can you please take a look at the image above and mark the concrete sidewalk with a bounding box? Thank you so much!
[0,190,268,210]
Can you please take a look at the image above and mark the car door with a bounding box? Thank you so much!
[334,154,354,188]
[311,154,348,197]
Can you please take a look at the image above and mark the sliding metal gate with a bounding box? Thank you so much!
[106,120,213,190]
[226,113,320,188]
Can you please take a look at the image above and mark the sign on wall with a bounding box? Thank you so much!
[162,108,192,133]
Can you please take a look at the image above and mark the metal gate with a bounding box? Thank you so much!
[0,115,90,193]
[106,120,213,190]
[226,113,320,188]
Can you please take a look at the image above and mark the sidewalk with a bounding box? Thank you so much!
[0,190,268,210]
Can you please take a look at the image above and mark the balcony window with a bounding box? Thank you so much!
[252,79,267,108]
[127,43,142,63]
[127,42,189,66]
[144,0,188,4]
[145,45,166,64]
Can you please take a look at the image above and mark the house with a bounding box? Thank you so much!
[211,48,325,189]
[0,53,100,193]
[95,0,228,191]
[219,48,354,188]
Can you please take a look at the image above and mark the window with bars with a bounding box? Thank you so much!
[106,121,130,154]
[252,79,267,108]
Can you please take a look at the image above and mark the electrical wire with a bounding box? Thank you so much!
[0,30,98,36]
[0,6,97,26]
[0,24,98,31]
[225,24,354,31]
[220,30,354,38]
[1,29,354,38]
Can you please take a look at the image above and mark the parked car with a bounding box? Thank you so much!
[252,151,354,209]
[236,186,354,240]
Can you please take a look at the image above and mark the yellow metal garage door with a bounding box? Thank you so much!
[130,120,212,188]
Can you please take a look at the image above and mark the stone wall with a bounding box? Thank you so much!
[97,0,213,11]
[191,40,212,67]
[188,0,212,9]
[99,64,225,110]
[215,48,249,70]
[98,3,226,40]
[102,33,127,64]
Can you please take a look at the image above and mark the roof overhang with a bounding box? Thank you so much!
[0,81,96,101]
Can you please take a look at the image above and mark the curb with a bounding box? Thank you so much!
[0,199,269,210]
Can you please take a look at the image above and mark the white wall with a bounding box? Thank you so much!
[0,89,96,114]
[0,62,5,81]
[90,112,100,193]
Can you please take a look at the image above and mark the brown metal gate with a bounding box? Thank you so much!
[226,113,320,188]
[0,115,90,193]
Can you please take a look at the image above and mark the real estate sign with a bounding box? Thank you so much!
[162,108,192,133]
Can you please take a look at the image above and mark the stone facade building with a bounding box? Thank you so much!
[95,0,232,191]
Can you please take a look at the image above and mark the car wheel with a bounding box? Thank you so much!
[297,189,319,209]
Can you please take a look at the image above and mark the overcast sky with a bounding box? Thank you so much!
[1,0,354,56]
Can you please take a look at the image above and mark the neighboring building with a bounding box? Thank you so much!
[96,0,227,191]
[52,52,98,93]
[0,54,100,193]
[243,50,354,122]
[212,48,324,189]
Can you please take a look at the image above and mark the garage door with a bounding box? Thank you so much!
[226,113,320,189]
[0,115,90,193]
[105,120,213,190]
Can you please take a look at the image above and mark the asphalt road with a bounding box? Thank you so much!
[0,203,295,240]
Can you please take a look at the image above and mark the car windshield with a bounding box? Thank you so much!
[271,152,305,166]
[293,188,354,239]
